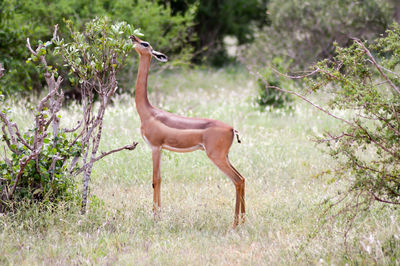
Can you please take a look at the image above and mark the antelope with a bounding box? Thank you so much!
[130,35,245,228]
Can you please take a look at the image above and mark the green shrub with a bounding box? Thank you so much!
[304,23,400,208]
[246,0,394,70]
[1,17,139,212]
[0,130,80,204]
[257,58,293,110]
[166,0,268,65]
[0,0,196,96]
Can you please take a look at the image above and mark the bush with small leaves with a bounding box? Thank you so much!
[256,58,293,110]
[0,33,80,210]
[1,18,139,212]
[53,17,138,213]
[0,129,80,205]
[303,23,400,210]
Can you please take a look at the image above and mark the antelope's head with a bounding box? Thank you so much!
[130,35,168,62]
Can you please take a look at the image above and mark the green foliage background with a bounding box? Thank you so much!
[247,0,397,70]
[0,0,196,95]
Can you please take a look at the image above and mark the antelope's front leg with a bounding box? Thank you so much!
[152,146,162,218]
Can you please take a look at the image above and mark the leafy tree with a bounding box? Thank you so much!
[0,0,107,95]
[0,27,79,209]
[246,0,395,70]
[163,0,268,65]
[256,57,293,110]
[107,0,196,87]
[1,18,139,212]
[0,0,196,96]
[53,17,139,212]
[254,23,400,215]
[310,24,400,207]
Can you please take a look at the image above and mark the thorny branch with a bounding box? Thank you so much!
[246,63,355,127]
[353,38,400,95]
[370,192,400,205]
[73,142,138,176]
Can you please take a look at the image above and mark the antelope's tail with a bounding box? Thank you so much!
[233,129,241,144]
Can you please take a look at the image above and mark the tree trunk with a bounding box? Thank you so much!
[81,165,93,214]
[396,2,400,24]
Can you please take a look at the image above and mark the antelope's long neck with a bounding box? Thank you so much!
[135,54,153,120]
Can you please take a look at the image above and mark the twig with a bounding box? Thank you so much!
[271,67,320,79]
[244,61,355,127]
[352,160,400,184]
[267,84,353,127]
[0,63,4,78]
[355,122,400,160]
[0,113,17,147]
[370,191,400,205]
[63,120,83,133]
[0,114,34,151]
[1,124,14,152]
[316,132,353,143]
[343,191,363,252]
[8,153,37,199]
[94,142,138,162]
[353,39,400,95]
[73,142,138,176]
[375,63,400,78]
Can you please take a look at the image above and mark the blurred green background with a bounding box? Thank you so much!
[1,0,399,96]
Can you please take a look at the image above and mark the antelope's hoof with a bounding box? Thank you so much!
[240,214,246,224]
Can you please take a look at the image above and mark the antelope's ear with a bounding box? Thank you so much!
[151,50,168,62]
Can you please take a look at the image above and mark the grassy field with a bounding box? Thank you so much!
[1,67,400,264]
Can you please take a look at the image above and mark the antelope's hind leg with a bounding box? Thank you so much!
[206,152,246,228]
[228,160,245,223]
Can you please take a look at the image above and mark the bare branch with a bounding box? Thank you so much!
[1,124,14,152]
[12,124,33,151]
[73,142,138,176]
[52,24,59,41]
[63,120,83,133]
[267,82,354,127]
[0,112,17,147]
[373,62,400,79]
[0,63,4,78]
[271,67,320,79]
[370,191,400,205]
[49,154,63,180]
[243,59,355,127]
[8,153,38,199]
[316,132,353,143]
[0,113,34,151]
[93,142,138,162]
[26,38,39,56]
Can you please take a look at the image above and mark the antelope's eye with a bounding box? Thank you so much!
[141,42,149,47]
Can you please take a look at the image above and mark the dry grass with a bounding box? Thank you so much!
[1,66,400,265]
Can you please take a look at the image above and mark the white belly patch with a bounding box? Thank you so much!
[162,144,204,153]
